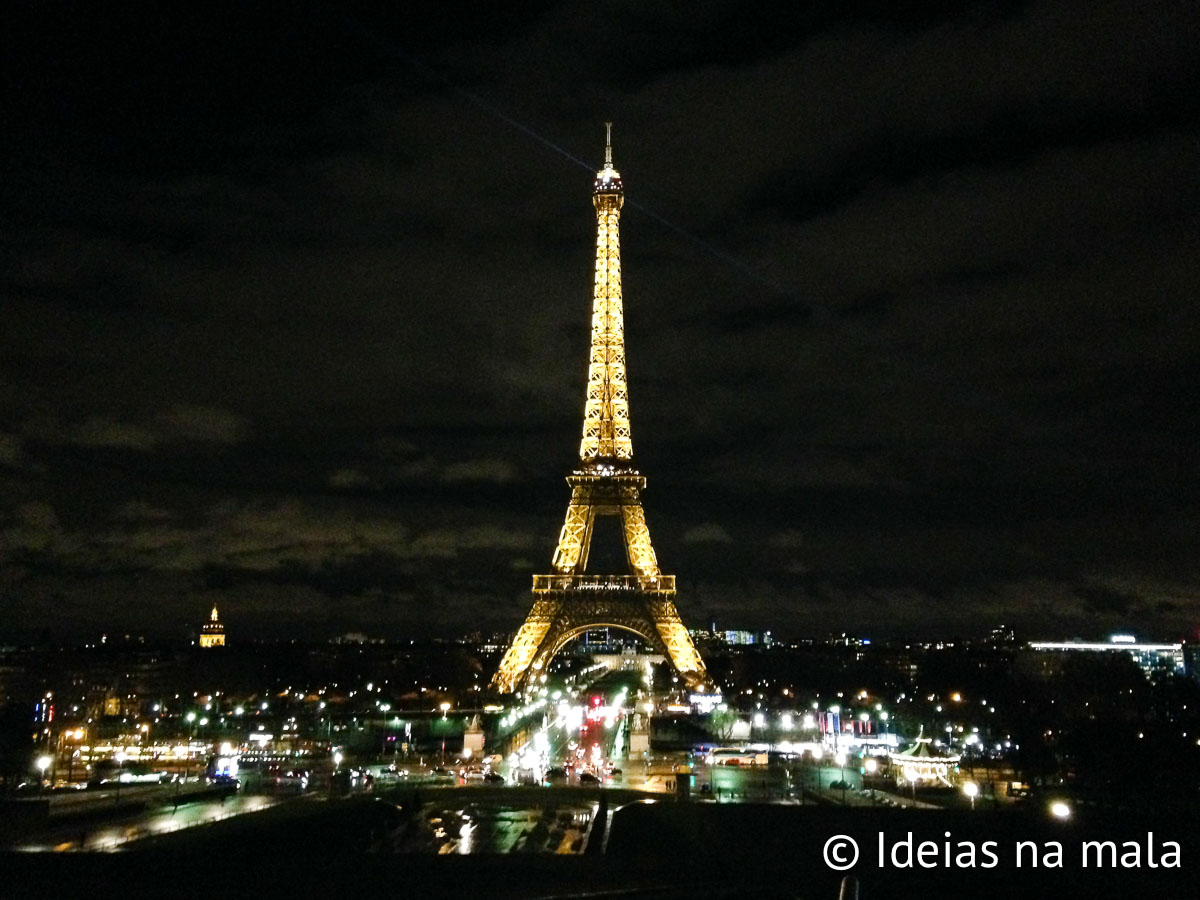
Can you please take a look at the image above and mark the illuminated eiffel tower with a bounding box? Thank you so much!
[491,125,708,695]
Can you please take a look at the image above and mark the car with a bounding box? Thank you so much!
[274,770,309,791]
[579,772,600,784]
[483,772,505,784]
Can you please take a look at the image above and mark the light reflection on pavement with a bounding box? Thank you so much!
[13,794,284,853]
[385,799,597,854]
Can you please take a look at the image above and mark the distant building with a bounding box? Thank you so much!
[719,630,773,647]
[1184,643,1200,684]
[1027,635,1183,679]
[985,625,1016,646]
[825,633,871,647]
[199,605,226,648]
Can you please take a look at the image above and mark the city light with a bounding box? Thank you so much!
[963,781,979,810]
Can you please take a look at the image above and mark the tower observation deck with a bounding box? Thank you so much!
[491,125,708,695]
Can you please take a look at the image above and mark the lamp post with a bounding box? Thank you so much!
[36,755,51,793]
[63,728,84,785]
[184,711,197,783]
[834,751,848,804]
[963,781,979,811]
[439,703,450,766]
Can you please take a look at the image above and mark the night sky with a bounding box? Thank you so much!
[2,1,1198,643]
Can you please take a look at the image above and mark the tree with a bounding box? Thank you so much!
[707,707,740,742]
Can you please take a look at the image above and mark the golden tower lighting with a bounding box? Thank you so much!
[491,125,708,694]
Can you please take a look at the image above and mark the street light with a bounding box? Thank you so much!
[834,751,847,804]
[963,781,979,810]
[37,755,52,792]
[438,703,451,765]
[184,711,197,782]
[63,728,85,785]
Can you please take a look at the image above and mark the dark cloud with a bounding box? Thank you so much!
[1,0,1198,642]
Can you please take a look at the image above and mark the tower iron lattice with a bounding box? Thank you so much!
[491,125,708,695]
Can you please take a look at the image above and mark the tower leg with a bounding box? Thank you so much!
[551,493,594,573]
[491,598,561,694]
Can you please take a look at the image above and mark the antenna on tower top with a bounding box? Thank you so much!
[605,122,613,165]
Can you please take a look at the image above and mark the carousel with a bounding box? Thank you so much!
[888,727,960,788]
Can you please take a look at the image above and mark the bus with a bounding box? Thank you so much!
[706,747,768,767]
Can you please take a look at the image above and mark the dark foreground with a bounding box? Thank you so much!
[2,795,1195,899]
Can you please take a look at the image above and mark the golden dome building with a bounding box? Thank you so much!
[199,605,226,648]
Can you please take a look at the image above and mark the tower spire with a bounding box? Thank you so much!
[581,124,630,462]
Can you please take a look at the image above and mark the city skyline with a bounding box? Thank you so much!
[3,2,1199,643]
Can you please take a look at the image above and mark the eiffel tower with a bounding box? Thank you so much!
[491,125,708,695]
